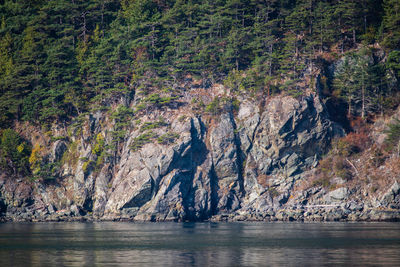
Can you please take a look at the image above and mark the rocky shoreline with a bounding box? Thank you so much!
[2,206,399,223]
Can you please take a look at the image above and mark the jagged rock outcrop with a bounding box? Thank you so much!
[1,93,399,222]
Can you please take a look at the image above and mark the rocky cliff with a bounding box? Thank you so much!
[1,90,399,222]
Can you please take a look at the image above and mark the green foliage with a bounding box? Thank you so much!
[387,51,400,80]
[0,0,395,132]
[231,98,240,113]
[110,105,134,148]
[267,187,279,198]
[205,97,222,115]
[332,158,351,180]
[382,0,400,49]
[130,131,157,152]
[90,132,107,170]
[61,141,79,167]
[157,132,180,145]
[95,151,107,169]
[50,135,68,142]
[92,133,105,156]
[385,119,400,153]
[136,94,179,112]
[32,161,62,181]
[178,115,186,122]
[0,129,31,175]
[111,105,134,127]
[224,70,246,93]
[205,96,239,115]
[333,49,390,118]
[29,144,43,173]
[140,117,168,132]
[190,97,205,113]
[82,160,95,175]
[332,138,352,157]
[110,129,127,144]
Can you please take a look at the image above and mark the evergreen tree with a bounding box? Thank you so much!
[313,1,335,53]
[0,129,31,176]
[333,0,362,52]
[333,56,358,117]
[382,0,400,49]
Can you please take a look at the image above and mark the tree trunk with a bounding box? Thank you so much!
[348,95,352,117]
[236,57,239,71]
[362,88,365,118]
[361,78,365,119]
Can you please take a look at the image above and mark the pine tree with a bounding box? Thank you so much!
[333,0,363,52]
[333,56,358,117]
[382,0,400,49]
[248,0,279,80]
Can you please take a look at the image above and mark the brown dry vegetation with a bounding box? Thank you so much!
[301,112,400,196]
[257,174,271,188]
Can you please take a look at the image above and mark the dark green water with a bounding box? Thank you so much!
[0,222,399,266]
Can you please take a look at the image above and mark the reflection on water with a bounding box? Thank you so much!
[0,222,400,266]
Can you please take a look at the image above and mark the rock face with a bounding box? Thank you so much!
[1,94,399,222]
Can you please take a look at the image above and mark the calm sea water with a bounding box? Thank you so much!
[0,222,399,266]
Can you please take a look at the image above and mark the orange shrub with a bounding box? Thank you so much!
[334,132,371,156]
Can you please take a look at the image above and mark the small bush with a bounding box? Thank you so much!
[0,129,31,175]
[32,161,61,181]
[178,115,186,122]
[130,131,157,152]
[61,141,79,167]
[231,97,240,113]
[96,151,107,168]
[370,185,378,193]
[267,187,279,198]
[92,133,105,156]
[140,118,168,132]
[318,157,331,176]
[205,97,221,114]
[137,94,179,112]
[111,105,134,122]
[157,132,179,145]
[370,145,386,167]
[82,160,95,175]
[332,132,370,157]
[191,97,205,112]
[332,157,351,180]
[50,135,68,142]
[29,144,43,172]
[205,96,238,115]
[385,119,400,153]
[223,69,245,93]
[311,177,331,188]
[111,129,127,143]
[135,103,147,113]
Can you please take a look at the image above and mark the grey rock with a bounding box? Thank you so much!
[51,141,67,162]
[381,181,400,206]
[330,177,346,185]
[47,204,55,214]
[70,204,81,216]
[93,165,112,217]
[327,187,349,202]
[210,113,242,212]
